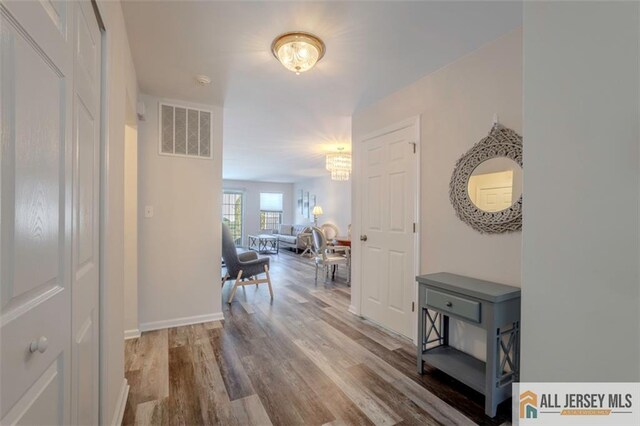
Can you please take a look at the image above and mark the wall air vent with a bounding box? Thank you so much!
[159,102,212,159]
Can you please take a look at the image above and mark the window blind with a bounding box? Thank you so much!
[260,193,283,211]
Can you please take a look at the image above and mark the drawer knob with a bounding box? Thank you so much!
[445,301,453,307]
[29,336,48,354]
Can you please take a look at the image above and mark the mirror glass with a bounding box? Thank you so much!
[467,157,522,212]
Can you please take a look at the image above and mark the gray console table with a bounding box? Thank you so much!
[416,273,521,417]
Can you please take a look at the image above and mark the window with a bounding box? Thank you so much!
[259,192,283,231]
[222,191,243,246]
[260,211,283,231]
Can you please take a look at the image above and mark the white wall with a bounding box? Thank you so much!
[124,124,138,338]
[293,176,352,235]
[138,94,224,329]
[352,29,522,356]
[95,0,138,424]
[522,1,640,381]
[222,180,294,244]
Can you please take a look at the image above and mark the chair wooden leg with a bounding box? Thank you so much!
[228,270,243,304]
[264,265,274,299]
[221,273,229,288]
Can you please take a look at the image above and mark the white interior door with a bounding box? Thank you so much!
[1,1,74,424]
[360,120,418,338]
[71,1,101,424]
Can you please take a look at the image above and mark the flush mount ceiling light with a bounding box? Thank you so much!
[271,32,325,75]
[326,147,352,181]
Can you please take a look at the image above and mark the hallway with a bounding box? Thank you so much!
[123,252,511,425]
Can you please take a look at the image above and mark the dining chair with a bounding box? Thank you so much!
[320,223,339,241]
[311,226,350,284]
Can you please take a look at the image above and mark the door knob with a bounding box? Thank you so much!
[360,235,368,242]
[29,336,48,354]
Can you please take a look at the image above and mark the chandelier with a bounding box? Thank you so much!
[326,148,352,181]
[271,32,325,75]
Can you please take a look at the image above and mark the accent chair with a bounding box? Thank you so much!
[221,223,273,303]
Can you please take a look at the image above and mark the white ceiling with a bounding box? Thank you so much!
[122,1,522,182]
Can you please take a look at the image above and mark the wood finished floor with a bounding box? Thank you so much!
[123,250,512,425]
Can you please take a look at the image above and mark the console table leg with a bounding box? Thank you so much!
[442,315,449,346]
[417,284,426,374]
[417,306,425,374]
[485,323,499,417]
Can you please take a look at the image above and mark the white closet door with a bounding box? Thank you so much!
[1,1,102,424]
[1,0,74,424]
[70,1,101,425]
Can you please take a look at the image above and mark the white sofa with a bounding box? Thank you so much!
[273,224,311,252]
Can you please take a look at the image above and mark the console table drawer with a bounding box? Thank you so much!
[426,289,480,323]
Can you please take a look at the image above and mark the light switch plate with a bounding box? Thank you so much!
[144,206,153,218]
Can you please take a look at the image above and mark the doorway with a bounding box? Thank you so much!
[123,115,138,339]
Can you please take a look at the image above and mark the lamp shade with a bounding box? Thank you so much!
[312,205,324,216]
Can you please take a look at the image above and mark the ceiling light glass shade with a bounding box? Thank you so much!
[326,151,352,181]
[330,169,350,181]
[271,32,325,74]
[326,152,351,172]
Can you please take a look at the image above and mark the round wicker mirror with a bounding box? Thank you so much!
[449,124,523,234]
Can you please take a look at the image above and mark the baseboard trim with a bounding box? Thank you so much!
[124,329,141,340]
[139,312,224,332]
[348,304,360,316]
[112,378,129,426]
